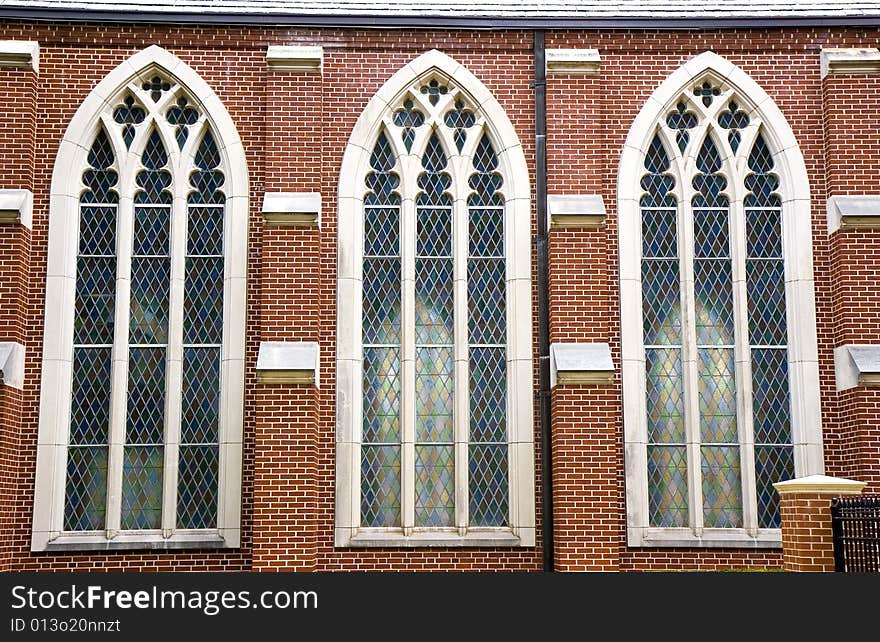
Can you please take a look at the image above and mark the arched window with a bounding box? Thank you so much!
[619,53,823,547]
[336,51,534,547]
[32,47,247,551]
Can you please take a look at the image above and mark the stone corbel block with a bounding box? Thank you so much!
[827,195,880,233]
[0,41,39,73]
[548,194,606,229]
[550,343,614,387]
[0,189,33,229]
[546,49,601,75]
[266,45,323,72]
[834,344,880,391]
[262,192,320,227]
[256,341,320,386]
[0,341,25,389]
[820,48,880,78]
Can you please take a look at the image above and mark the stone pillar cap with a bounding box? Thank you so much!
[774,475,866,495]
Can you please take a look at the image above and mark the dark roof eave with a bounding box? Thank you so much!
[2,7,880,30]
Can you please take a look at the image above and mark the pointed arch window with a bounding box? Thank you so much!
[337,54,534,547]
[33,48,247,551]
[620,57,823,548]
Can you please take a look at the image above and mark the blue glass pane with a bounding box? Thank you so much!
[417,134,451,207]
[181,347,220,444]
[747,260,787,347]
[362,347,400,443]
[414,445,455,527]
[64,446,108,531]
[113,95,145,149]
[365,131,400,206]
[80,129,118,204]
[361,445,401,527]
[121,445,164,530]
[79,205,116,256]
[469,347,507,443]
[694,207,730,258]
[415,347,454,443]
[468,258,506,345]
[70,347,112,445]
[75,256,116,345]
[718,102,750,154]
[415,258,453,345]
[468,134,503,207]
[698,348,737,443]
[129,256,170,344]
[166,96,200,150]
[746,207,783,258]
[640,135,676,209]
[188,131,225,205]
[641,259,681,345]
[133,205,169,256]
[135,130,172,205]
[701,446,743,528]
[362,257,401,345]
[417,207,451,257]
[755,445,794,528]
[126,347,166,444]
[641,207,677,258]
[188,205,224,256]
[444,99,475,152]
[469,444,508,527]
[392,98,424,152]
[692,137,729,209]
[666,102,697,153]
[646,348,685,443]
[469,207,504,257]
[694,259,734,345]
[177,445,218,529]
[647,445,688,527]
[364,207,399,257]
[744,135,781,208]
[184,256,223,345]
[751,348,791,444]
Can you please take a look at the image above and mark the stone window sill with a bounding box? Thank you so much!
[41,531,234,552]
[341,528,527,548]
[629,527,782,549]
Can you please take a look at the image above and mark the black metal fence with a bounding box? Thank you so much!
[831,496,880,573]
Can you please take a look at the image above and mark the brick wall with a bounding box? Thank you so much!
[777,492,837,572]
[0,21,877,571]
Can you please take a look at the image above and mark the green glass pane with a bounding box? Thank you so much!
[647,445,689,527]
[415,347,454,442]
[64,446,108,531]
[360,445,401,527]
[121,445,164,530]
[414,445,455,527]
[698,348,737,443]
[701,446,742,528]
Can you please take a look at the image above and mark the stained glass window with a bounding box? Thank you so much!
[639,86,793,533]
[360,84,509,532]
[62,76,227,535]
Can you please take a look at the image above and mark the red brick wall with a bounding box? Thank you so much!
[777,492,837,572]
[0,21,876,572]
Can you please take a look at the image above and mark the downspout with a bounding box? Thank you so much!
[533,29,554,572]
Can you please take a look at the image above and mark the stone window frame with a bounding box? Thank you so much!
[32,45,248,552]
[336,49,535,547]
[619,51,824,549]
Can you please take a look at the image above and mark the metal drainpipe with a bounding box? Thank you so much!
[533,29,554,572]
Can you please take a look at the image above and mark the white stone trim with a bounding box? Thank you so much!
[545,49,601,75]
[32,45,248,552]
[266,45,323,72]
[550,343,614,387]
[0,40,38,73]
[0,341,25,390]
[618,51,823,548]
[547,194,606,229]
[256,341,320,386]
[834,344,880,391]
[335,49,534,548]
[0,188,33,229]
[773,474,866,495]
[261,191,320,227]
[826,195,880,233]
[820,48,880,78]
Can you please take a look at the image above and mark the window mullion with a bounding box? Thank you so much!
[105,192,133,537]
[680,197,704,536]
[401,196,416,534]
[454,197,469,534]
[161,193,187,535]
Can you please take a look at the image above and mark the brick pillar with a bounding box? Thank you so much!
[774,475,866,572]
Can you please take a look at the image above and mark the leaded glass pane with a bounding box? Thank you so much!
[166,96,199,150]
[81,129,118,204]
[692,137,728,209]
[361,445,401,527]
[364,207,399,257]
[79,205,117,256]
[187,205,224,256]
[641,259,681,345]
[177,445,218,529]
[641,207,677,258]
[698,348,737,443]
[469,444,508,526]
[744,134,781,208]
[121,445,163,530]
[392,98,424,152]
[181,347,220,444]
[470,347,507,443]
[417,207,451,257]
[75,256,116,345]
[415,258,453,345]
[647,445,688,527]
[135,130,172,205]
[126,347,166,444]
[646,348,685,443]
[362,347,400,443]
[755,445,794,528]
[694,259,734,345]
[184,256,223,345]
[362,258,401,345]
[746,207,783,259]
[416,347,454,442]
[640,135,676,209]
[701,446,743,528]
[415,445,455,527]
[469,134,503,207]
[133,205,169,256]
[751,348,791,444]
[468,258,506,345]
[64,446,108,531]
[747,260,787,346]
[189,131,225,205]
[444,99,476,152]
[469,207,504,257]
[130,254,170,344]
[694,207,730,259]
[666,102,697,153]
[365,132,400,205]
[417,133,451,207]
[70,348,112,445]
[718,102,750,154]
